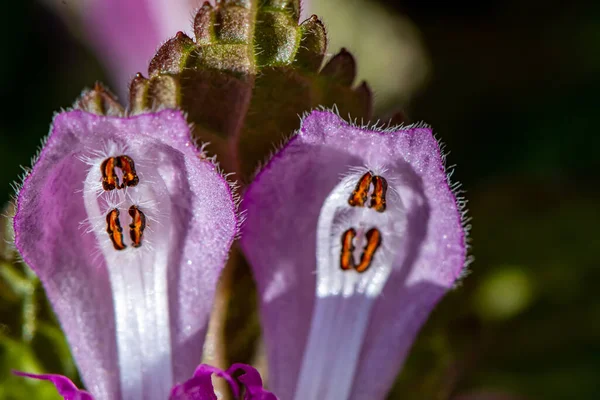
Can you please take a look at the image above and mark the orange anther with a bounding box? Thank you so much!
[340,228,357,270]
[355,228,382,273]
[369,176,388,212]
[100,155,139,191]
[106,208,126,250]
[128,205,146,248]
[117,155,139,188]
[348,172,373,207]
[339,227,382,273]
[100,157,119,191]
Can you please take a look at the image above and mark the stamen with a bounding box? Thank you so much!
[84,150,173,400]
[117,155,139,188]
[369,176,387,212]
[106,208,126,250]
[128,205,146,248]
[355,228,382,273]
[100,155,139,191]
[101,157,119,191]
[339,228,383,273]
[294,168,406,400]
[340,228,356,270]
[347,172,372,207]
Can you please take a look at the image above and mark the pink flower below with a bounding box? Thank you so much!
[15,363,277,400]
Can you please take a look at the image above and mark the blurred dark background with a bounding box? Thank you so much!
[1,0,599,399]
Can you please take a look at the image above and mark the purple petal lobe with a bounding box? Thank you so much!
[13,371,94,400]
[14,110,237,399]
[241,110,466,399]
[170,363,278,400]
[169,364,238,400]
[226,364,279,400]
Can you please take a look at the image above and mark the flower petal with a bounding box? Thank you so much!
[14,109,237,399]
[13,371,94,400]
[170,363,278,400]
[169,364,238,400]
[226,364,278,400]
[14,114,119,398]
[82,0,204,97]
[240,110,466,399]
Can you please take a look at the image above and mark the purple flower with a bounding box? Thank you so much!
[241,110,468,399]
[44,0,207,98]
[83,0,205,95]
[15,363,276,399]
[13,109,238,399]
[13,105,467,400]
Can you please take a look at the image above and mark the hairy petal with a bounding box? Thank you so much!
[14,110,237,399]
[241,110,466,399]
[169,364,238,400]
[13,372,94,400]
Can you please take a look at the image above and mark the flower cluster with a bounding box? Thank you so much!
[13,107,466,399]
[12,1,467,400]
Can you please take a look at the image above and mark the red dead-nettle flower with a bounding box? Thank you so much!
[12,106,467,400]
[241,110,468,399]
[12,109,269,399]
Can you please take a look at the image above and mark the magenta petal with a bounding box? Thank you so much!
[241,110,467,399]
[169,364,238,400]
[13,371,94,400]
[226,364,278,400]
[170,363,277,400]
[14,110,237,399]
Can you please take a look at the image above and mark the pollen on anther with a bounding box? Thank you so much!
[99,155,139,191]
[338,227,383,274]
[128,205,146,248]
[355,228,382,273]
[340,228,357,270]
[348,172,373,207]
[117,155,139,188]
[369,176,388,213]
[106,208,126,250]
[100,157,119,191]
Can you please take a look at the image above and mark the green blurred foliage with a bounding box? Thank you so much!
[390,182,600,399]
[1,0,598,399]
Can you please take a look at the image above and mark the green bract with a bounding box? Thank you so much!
[128,0,372,180]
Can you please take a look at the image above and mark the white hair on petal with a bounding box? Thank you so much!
[249,105,472,287]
